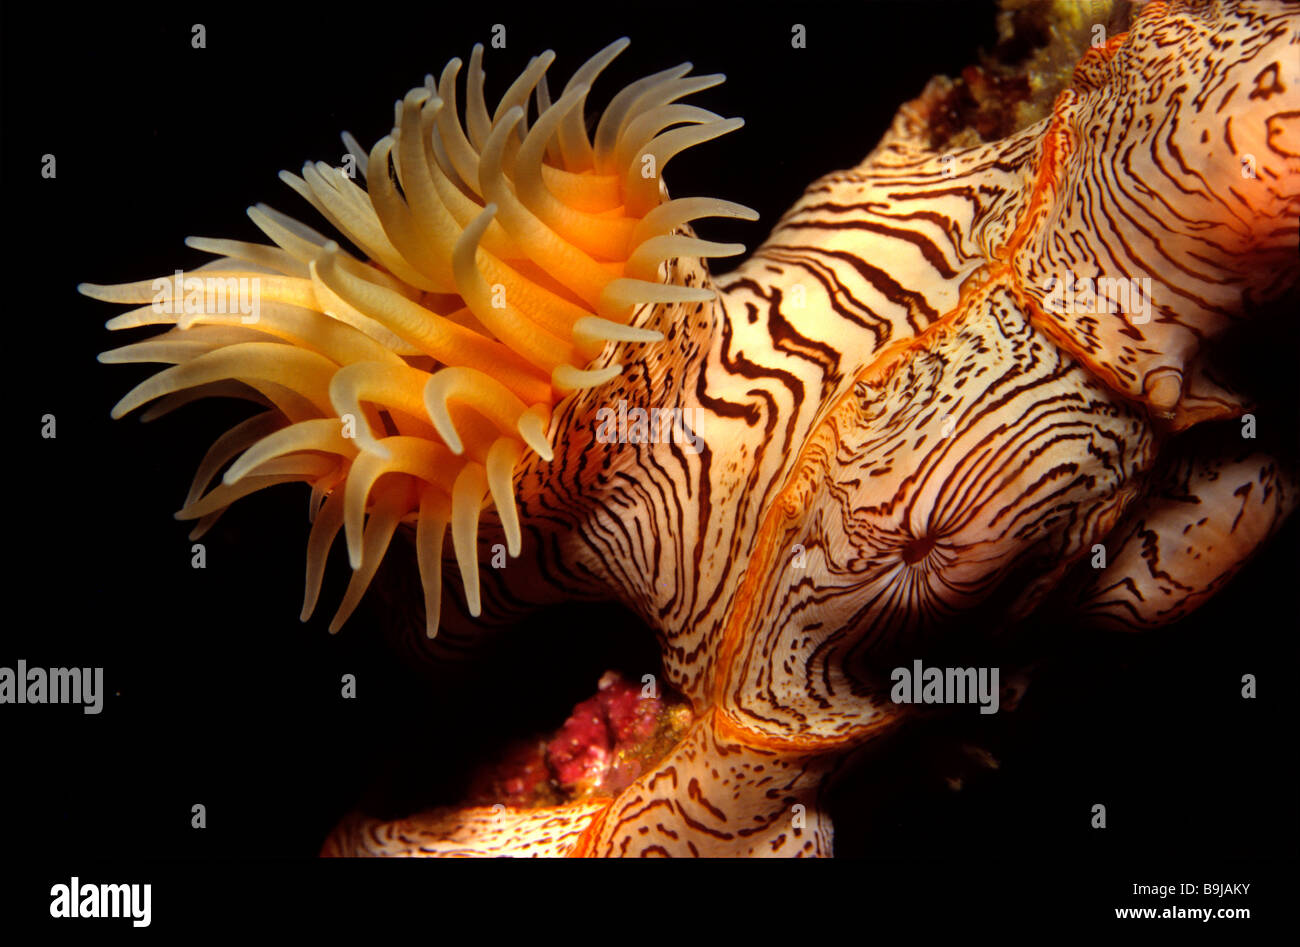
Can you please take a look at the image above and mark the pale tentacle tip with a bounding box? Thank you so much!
[175,500,204,522]
[423,385,466,455]
[104,313,138,331]
[223,461,255,486]
[516,405,554,462]
[572,316,664,347]
[518,430,553,463]
[552,362,622,393]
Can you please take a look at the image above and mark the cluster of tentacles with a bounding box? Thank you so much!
[81,39,753,634]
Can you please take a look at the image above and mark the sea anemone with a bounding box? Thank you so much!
[80,38,753,635]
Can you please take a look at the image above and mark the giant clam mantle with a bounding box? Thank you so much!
[81,0,1299,857]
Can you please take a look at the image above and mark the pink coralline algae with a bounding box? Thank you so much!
[466,672,693,808]
[548,672,662,795]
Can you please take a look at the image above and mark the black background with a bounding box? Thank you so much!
[3,0,1295,930]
